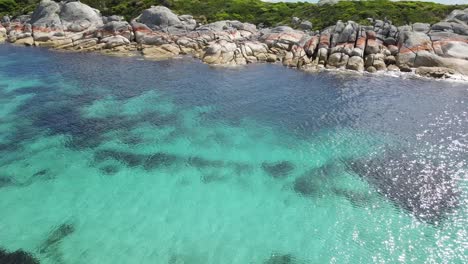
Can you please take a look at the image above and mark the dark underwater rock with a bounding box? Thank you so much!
[262,161,295,179]
[343,150,460,223]
[0,248,40,264]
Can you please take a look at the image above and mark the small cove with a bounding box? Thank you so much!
[0,44,466,264]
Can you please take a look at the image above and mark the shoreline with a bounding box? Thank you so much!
[2,40,468,84]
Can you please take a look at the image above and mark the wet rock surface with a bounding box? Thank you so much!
[2,1,467,79]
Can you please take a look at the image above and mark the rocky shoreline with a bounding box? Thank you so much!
[1,0,467,79]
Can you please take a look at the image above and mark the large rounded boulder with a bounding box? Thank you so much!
[60,1,103,32]
[134,6,196,34]
[30,0,62,29]
[137,6,181,28]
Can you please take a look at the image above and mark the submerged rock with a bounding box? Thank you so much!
[0,248,40,264]
[415,66,456,78]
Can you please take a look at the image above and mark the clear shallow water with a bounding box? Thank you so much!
[0,44,466,264]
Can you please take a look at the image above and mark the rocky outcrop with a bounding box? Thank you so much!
[415,66,456,78]
[0,23,7,42]
[396,8,468,75]
[2,1,468,79]
[28,0,103,47]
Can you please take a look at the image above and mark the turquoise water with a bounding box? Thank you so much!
[0,44,466,264]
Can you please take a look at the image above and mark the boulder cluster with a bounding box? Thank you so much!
[1,0,467,78]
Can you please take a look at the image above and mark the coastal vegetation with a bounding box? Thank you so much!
[1,0,468,29]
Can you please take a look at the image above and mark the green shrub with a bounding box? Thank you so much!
[1,0,467,30]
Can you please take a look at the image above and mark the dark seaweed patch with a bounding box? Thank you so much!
[31,169,54,181]
[21,169,55,186]
[18,95,143,150]
[293,165,332,197]
[233,163,252,175]
[100,165,120,175]
[332,188,372,207]
[141,112,178,127]
[264,254,296,264]
[95,150,180,170]
[0,143,18,153]
[200,173,227,184]
[343,150,460,223]
[94,150,146,167]
[143,153,179,170]
[38,223,75,264]
[9,85,49,96]
[121,135,143,145]
[262,161,295,179]
[0,248,40,264]
[0,176,15,188]
[32,170,48,177]
[39,223,75,254]
[188,156,224,168]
